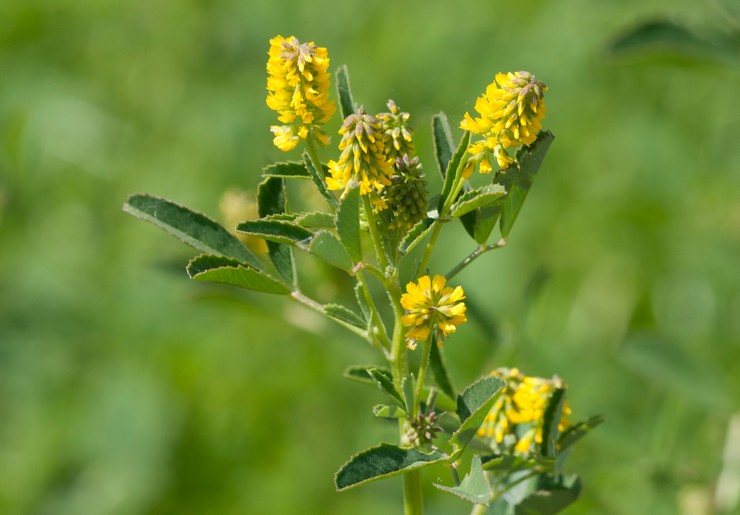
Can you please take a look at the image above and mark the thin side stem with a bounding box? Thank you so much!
[445,239,507,280]
[413,337,432,418]
[290,290,371,340]
[356,270,391,355]
[416,222,442,278]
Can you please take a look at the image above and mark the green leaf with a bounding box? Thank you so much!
[402,375,415,414]
[558,415,604,453]
[514,475,582,515]
[438,131,471,212]
[367,367,405,408]
[294,211,335,229]
[429,336,455,400]
[540,388,566,458]
[450,375,505,454]
[343,365,392,386]
[609,20,734,62]
[372,404,408,419]
[481,454,556,474]
[335,186,361,263]
[354,282,371,320]
[186,254,291,295]
[123,193,262,269]
[302,151,338,209]
[262,161,310,179]
[434,455,492,506]
[451,184,506,218]
[257,177,295,283]
[335,443,447,491]
[324,303,365,330]
[400,217,435,255]
[432,112,454,179]
[498,131,554,239]
[473,204,502,244]
[335,64,356,119]
[305,231,353,271]
[236,220,314,245]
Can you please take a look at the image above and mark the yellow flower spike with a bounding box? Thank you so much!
[400,275,467,350]
[266,35,336,152]
[476,368,572,455]
[326,107,394,205]
[461,71,547,173]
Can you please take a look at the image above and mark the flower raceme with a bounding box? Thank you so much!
[400,275,467,349]
[326,107,394,201]
[461,71,547,172]
[266,35,336,152]
[477,368,572,455]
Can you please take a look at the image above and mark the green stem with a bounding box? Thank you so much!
[416,222,442,278]
[304,133,324,179]
[363,195,390,271]
[413,337,432,418]
[403,470,424,515]
[445,239,507,280]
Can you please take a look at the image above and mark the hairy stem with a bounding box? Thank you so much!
[413,337,432,418]
[363,195,390,271]
[445,239,507,280]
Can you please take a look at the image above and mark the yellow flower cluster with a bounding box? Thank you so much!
[477,368,571,455]
[461,71,547,172]
[326,107,394,200]
[400,275,467,349]
[266,35,336,152]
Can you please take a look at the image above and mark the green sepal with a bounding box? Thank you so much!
[302,151,338,209]
[305,231,353,271]
[343,365,392,386]
[540,387,566,458]
[449,375,505,456]
[481,454,556,474]
[558,415,604,453]
[450,184,506,218]
[434,455,492,506]
[262,161,310,179]
[372,404,408,419]
[400,217,435,255]
[514,475,582,515]
[334,443,447,491]
[335,186,361,263]
[498,131,554,239]
[236,219,313,245]
[186,254,291,295]
[430,335,455,400]
[438,131,471,212]
[431,112,455,179]
[335,64,356,119]
[324,303,366,330]
[123,193,262,270]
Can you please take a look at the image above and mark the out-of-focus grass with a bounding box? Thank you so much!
[1,0,738,514]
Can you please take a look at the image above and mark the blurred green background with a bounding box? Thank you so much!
[1,0,739,513]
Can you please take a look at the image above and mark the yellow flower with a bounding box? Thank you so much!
[461,71,547,172]
[400,275,467,349]
[477,368,571,455]
[326,107,394,199]
[266,35,336,152]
